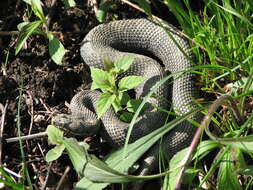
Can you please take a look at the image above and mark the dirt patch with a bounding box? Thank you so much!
[0,0,147,189]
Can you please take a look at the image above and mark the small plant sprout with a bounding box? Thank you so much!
[15,0,69,65]
[90,56,146,122]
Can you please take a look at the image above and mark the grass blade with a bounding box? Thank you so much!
[15,20,42,55]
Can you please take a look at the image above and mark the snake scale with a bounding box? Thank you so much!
[52,18,199,185]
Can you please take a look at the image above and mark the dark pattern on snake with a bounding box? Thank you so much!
[52,18,200,185]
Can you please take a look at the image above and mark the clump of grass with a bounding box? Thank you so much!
[165,0,253,89]
[159,0,253,189]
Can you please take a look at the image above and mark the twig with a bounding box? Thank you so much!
[3,167,22,178]
[174,95,244,190]
[56,166,71,190]
[121,0,144,13]
[6,132,48,143]
[39,98,52,113]
[41,162,53,190]
[0,101,8,165]
[37,142,45,158]
[0,31,19,36]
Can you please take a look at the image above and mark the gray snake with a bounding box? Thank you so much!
[52,18,199,184]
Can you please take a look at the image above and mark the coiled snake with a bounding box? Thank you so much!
[52,18,199,185]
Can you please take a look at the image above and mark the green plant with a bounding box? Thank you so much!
[95,0,116,23]
[15,0,72,65]
[90,56,146,122]
[14,80,33,190]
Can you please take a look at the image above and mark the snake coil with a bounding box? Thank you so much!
[52,18,199,181]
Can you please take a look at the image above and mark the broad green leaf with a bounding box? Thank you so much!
[15,20,42,55]
[97,93,116,118]
[47,32,54,41]
[193,140,220,160]
[119,111,133,123]
[63,138,89,176]
[90,81,100,91]
[217,135,253,152]
[45,144,65,162]
[90,68,114,91]
[166,148,189,190]
[183,168,199,185]
[48,34,67,65]
[96,1,115,23]
[127,99,148,113]
[63,0,76,8]
[112,99,122,113]
[114,56,135,74]
[133,0,152,16]
[84,155,137,183]
[217,150,242,190]
[78,141,90,150]
[119,92,130,105]
[127,99,141,113]
[112,92,129,113]
[118,76,145,92]
[31,0,46,22]
[46,125,64,145]
[74,177,107,190]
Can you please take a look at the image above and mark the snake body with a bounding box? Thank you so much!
[52,18,199,181]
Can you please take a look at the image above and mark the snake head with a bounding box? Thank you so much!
[51,114,101,137]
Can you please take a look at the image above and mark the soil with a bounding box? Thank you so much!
[0,0,203,190]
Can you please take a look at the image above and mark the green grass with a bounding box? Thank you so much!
[0,81,33,190]
[166,0,253,89]
[16,81,33,190]
[160,0,253,189]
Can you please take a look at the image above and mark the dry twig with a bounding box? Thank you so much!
[56,166,71,190]
[6,132,48,143]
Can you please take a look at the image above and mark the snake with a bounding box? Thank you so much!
[52,18,199,186]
